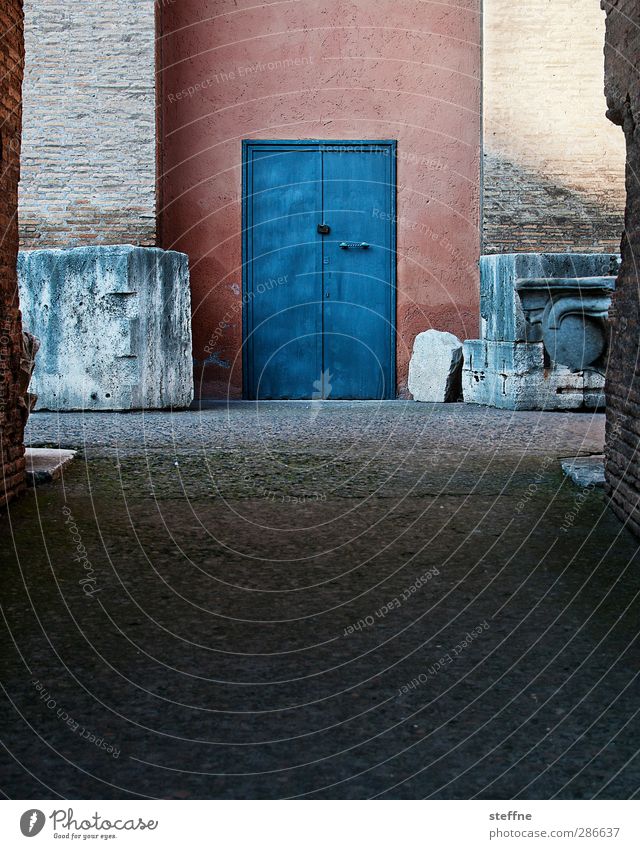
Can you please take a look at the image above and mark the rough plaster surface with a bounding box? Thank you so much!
[0,0,26,507]
[602,0,640,536]
[483,0,626,254]
[408,330,463,402]
[159,0,481,399]
[18,247,194,411]
[19,0,157,248]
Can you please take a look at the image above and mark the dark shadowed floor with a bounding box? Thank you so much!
[1,401,639,799]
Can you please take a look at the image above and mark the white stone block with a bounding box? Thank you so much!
[408,330,463,403]
[19,246,194,411]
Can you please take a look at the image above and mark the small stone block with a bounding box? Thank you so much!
[26,448,76,486]
[408,330,463,403]
[561,455,606,488]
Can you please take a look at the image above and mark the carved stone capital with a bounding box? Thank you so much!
[516,277,615,371]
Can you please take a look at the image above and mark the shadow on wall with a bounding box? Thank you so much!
[483,151,624,255]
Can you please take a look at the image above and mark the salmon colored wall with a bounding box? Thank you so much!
[159,0,481,398]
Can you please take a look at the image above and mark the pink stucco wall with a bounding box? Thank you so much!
[160,0,481,398]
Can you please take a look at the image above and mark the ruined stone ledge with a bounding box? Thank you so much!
[25,448,76,486]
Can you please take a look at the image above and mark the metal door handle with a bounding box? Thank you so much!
[339,242,370,249]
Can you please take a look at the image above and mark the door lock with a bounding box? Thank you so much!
[317,223,331,235]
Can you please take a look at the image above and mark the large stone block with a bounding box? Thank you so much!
[480,253,618,343]
[18,246,194,411]
[408,330,463,402]
[463,339,605,411]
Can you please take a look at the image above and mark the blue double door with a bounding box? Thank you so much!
[243,141,396,399]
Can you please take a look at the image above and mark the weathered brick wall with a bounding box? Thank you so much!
[483,0,626,254]
[603,0,640,535]
[0,0,26,507]
[18,0,156,248]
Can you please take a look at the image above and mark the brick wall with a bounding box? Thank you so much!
[603,0,640,535]
[483,0,626,254]
[0,0,26,507]
[18,0,157,248]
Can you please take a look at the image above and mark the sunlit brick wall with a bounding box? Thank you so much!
[19,0,157,248]
[483,0,626,254]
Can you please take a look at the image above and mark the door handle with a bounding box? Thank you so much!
[339,242,370,249]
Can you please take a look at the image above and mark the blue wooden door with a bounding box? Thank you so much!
[243,141,396,399]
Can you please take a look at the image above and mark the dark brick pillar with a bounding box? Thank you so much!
[603,0,640,534]
[0,0,26,508]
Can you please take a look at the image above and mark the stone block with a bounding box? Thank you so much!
[480,253,618,343]
[561,456,605,489]
[408,330,463,402]
[462,339,605,411]
[464,338,544,374]
[18,246,194,411]
[26,448,76,486]
[516,276,615,370]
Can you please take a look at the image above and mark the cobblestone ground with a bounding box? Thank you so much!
[1,402,639,799]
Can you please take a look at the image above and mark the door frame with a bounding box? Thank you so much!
[241,139,397,399]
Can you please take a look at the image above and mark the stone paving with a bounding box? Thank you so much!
[1,402,639,799]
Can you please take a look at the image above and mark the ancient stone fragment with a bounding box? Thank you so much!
[408,330,463,403]
[18,246,194,411]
